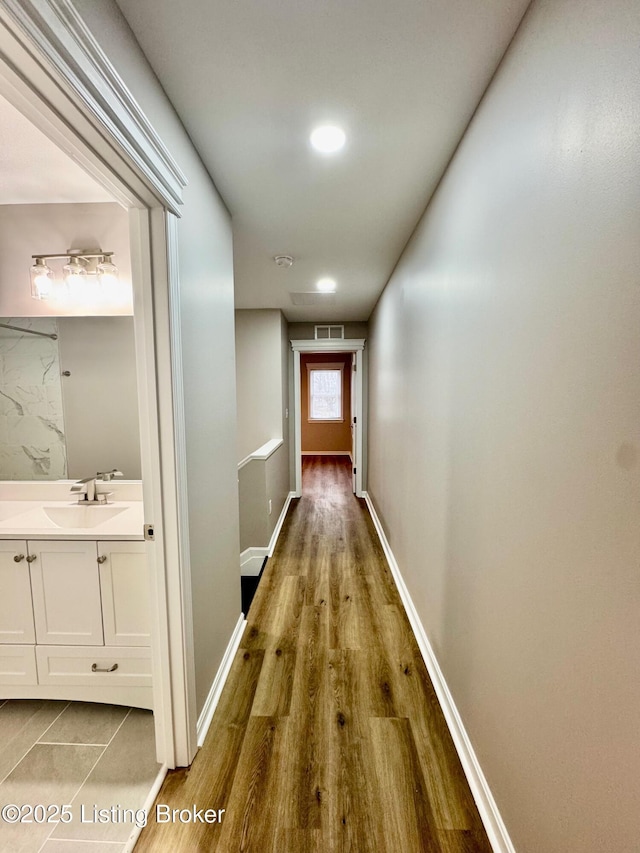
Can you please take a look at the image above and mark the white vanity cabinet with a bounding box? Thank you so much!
[0,537,152,709]
[97,541,150,646]
[30,540,104,646]
[0,540,35,644]
[0,541,37,685]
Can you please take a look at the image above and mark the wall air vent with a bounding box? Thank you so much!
[315,325,344,340]
[290,292,336,306]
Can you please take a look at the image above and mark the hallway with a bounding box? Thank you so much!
[136,456,491,852]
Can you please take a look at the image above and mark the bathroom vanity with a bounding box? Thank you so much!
[0,482,152,710]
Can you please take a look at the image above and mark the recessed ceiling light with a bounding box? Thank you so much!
[310,125,346,154]
[316,277,336,292]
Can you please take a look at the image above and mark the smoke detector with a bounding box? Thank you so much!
[274,255,294,268]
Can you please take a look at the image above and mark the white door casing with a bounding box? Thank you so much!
[291,339,365,497]
[0,1,195,767]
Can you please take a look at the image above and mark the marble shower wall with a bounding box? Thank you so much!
[0,318,67,479]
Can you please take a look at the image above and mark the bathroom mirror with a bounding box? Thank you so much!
[0,316,141,480]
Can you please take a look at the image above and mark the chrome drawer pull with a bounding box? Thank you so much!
[97,555,107,564]
[26,554,37,563]
[91,662,118,673]
[13,554,25,562]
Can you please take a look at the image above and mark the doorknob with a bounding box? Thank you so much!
[97,555,107,564]
[13,554,25,562]
[26,554,37,563]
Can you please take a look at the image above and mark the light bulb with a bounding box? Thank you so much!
[63,257,87,301]
[310,125,346,154]
[96,256,119,289]
[29,258,54,300]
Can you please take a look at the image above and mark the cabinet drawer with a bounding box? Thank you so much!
[0,645,37,685]
[36,645,151,688]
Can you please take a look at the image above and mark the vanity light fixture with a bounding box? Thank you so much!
[29,257,54,300]
[29,249,118,301]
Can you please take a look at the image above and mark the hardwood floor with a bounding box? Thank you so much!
[135,455,492,852]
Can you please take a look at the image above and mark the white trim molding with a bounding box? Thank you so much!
[291,338,365,353]
[196,614,246,747]
[268,491,294,558]
[123,763,168,853]
[291,340,364,497]
[240,492,296,578]
[240,491,295,576]
[363,491,516,853]
[240,547,267,577]
[238,437,283,471]
[0,0,187,213]
[301,450,351,456]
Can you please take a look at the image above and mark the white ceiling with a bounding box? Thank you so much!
[0,93,113,205]
[115,0,530,321]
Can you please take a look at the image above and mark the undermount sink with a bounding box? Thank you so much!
[42,505,126,528]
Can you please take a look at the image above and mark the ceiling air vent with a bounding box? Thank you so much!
[290,292,336,306]
[315,325,344,340]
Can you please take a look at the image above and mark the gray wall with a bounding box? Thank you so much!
[74,0,241,716]
[235,309,290,556]
[367,0,640,850]
[235,309,286,461]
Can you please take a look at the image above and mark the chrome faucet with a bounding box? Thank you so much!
[71,470,122,504]
[71,476,98,502]
[97,469,123,482]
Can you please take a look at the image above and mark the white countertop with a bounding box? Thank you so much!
[0,500,145,540]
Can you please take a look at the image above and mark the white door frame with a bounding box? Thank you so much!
[292,339,365,497]
[0,1,197,767]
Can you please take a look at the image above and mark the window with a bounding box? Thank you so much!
[308,364,343,421]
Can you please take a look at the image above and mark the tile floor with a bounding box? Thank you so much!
[0,699,160,853]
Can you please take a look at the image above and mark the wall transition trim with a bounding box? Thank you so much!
[362,491,516,853]
[123,762,168,852]
[196,614,246,747]
[240,491,295,577]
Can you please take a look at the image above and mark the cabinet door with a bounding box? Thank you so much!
[98,541,150,646]
[0,540,35,644]
[29,540,104,646]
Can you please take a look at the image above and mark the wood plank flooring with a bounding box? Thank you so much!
[135,455,492,852]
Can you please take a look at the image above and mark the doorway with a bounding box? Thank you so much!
[0,7,195,777]
[291,337,365,498]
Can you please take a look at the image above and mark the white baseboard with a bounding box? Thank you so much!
[268,491,295,557]
[240,491,295,577]
[123,762,168,852]
[196,614,246,747]
[240,547,267,577]
[362,491,515,853]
